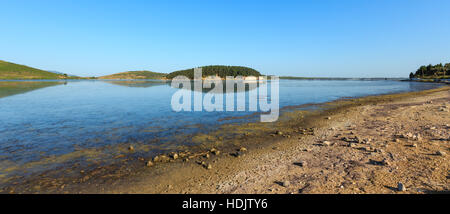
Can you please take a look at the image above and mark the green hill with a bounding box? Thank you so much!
[98,70,167,80]
[0,60,66,80]
[166,65,261,79]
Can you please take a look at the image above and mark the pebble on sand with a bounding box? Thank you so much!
[397,182,406,191]
[171,153,179,160]
[322,141,331,146]
[128,145,134,151]
[239,147,247,152]
[298,161,307,167]
[211,148,220,155]
[282,181,290,187]
[436,151,446,156]
[146,161,154,167]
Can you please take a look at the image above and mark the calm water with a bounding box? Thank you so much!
[0,79,441,178]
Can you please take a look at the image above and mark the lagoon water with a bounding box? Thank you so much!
[0,79,441,179]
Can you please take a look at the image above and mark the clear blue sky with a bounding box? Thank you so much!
[1,0,449,77]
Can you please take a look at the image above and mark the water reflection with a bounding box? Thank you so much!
[0,81,64,98]
[103,80,169,88]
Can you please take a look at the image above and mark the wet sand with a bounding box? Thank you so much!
[2,86,449,194]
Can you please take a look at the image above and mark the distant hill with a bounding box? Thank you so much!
[0,60,67,80]
[166,65,261,79]
[98,71,167,80]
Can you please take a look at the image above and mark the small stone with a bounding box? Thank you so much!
[146,161,153,167]
[397,182,406,191]
[362,138,371,144]
[128,145,134,151]
[436,151,446,156]
[171,153,179,160]
[206,164,212,170]
[204,153,210,159]
[348,143,356,148]
[375,148,384,153]
[412,144,417,148]
[183,158,189,162]
[276,131,283,135]
[395,139,401,143]
[210,148,220,155]
[155,155,169,163]
[322,141,331,146]
[233,151,243,157]
[282,181,290,187]
[239,147,247,152]
[298,161,307,167]
[404,133,413,138]
[381,158,391,166]
[326,117,331,120]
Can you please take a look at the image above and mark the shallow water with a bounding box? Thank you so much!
[0,79,441,179]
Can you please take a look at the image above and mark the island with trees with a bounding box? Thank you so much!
[166,65,261,79]
[410,63,449,80]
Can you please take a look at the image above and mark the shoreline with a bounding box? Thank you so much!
[102,86,449,194]
[1,85,449,194]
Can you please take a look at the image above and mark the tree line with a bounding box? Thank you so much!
[410,63,449,79]
[166,65,261,79]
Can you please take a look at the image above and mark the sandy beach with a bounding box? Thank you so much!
[2,86,448,194]
[95,86,449,194]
